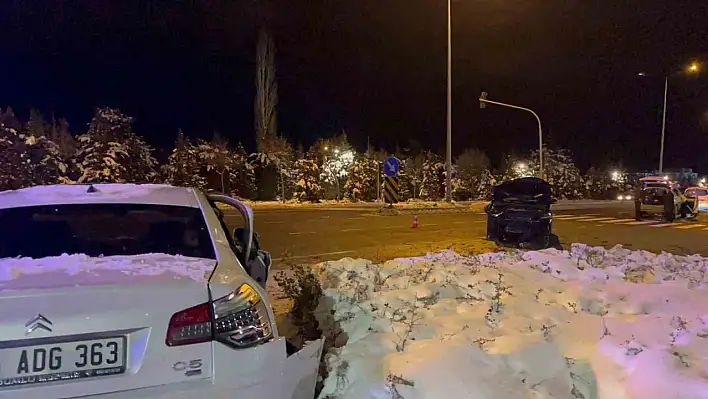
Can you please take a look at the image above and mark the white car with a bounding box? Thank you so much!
[0,184,323,399]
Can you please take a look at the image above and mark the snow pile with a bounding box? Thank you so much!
[0,254,216,290]
[315,244,708,399]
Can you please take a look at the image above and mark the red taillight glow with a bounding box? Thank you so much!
[166,302,212,347]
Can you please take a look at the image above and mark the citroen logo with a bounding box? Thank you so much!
[25,314,53,336]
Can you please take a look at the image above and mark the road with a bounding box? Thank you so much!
[224,202,708,268]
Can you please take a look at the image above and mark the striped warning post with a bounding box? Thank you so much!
[383,176,400,204]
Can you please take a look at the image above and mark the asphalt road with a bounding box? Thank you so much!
[223,202,708,267]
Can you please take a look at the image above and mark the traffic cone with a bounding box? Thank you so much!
[411,216,419,229]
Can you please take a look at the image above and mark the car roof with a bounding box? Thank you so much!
[0,184,202,210]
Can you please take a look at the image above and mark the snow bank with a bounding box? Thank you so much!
[315,244,708,399]
[0,254,216,290]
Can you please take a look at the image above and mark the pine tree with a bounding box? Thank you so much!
[48,116,78,181]
[76,107,156,183]
[453,148,492,200]
[345,155,379,201]
[166,130,205,189]
[399,153,423,200]
[0,124,32,190]
[294,158,323,202]
[231,143,257,199]
[529,148,584,199]
[420,151,445,200]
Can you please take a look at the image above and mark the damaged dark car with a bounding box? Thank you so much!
[485,177,558,249]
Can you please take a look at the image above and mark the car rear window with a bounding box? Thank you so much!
[0,204,215,260]
[685,189,708,197]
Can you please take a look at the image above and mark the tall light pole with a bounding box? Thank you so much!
[479,92,544,179]
[640,61,700,174]
[659,76,668,173]
[445,0,452,201]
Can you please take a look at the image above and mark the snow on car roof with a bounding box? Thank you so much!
[0,184,201,209]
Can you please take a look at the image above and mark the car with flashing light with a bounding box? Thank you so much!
[0,184,322,399]
[683,187,708,212]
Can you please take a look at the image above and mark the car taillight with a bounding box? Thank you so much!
[166,283,273,348]
[166,303,212,346]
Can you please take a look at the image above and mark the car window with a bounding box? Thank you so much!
[686,189,708,197]
[0,204,215,260]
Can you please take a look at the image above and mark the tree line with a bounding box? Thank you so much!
[0,106,632,202]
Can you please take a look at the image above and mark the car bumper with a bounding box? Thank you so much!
[20,338,324,399]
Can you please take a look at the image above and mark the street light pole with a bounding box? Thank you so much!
[445,0,452,201]
[479,95,544,179]
[659,76,668,174]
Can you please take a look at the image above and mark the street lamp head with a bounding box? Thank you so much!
[688,62,700,73]
[323,146,329,151]
[637,72,647,77]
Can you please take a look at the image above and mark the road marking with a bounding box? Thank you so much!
[347,217,366,220]
[273,250,357,262]
[288,231,317,235]
[621,220,657,225]
[580,217,616,222]
[554,214,599,219]
[599,218,635,224]
[452,221,466,224]
[306,219,319,222]
[264,220,285,224]
[554,216,599,221]
[675,224,705,230]
[342,228,364,232]
[650,223,674,228]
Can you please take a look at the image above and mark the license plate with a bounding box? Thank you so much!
[0,337,126,388]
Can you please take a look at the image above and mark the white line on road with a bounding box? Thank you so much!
[675,224,706,230]
[620,220,656,225]
[554,214,599,219]
[599,218,636,224]
[347,217,366,220]
[553,216,599,221]
[452,221,466,224]
[580,217,617,222]
[288,231,317,235]
[649,223,674,228]
[342,228,364,232]
[273,250,357,262]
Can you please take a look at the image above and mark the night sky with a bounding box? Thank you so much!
[1,0,708,171]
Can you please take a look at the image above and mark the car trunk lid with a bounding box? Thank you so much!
[0,255,217,398]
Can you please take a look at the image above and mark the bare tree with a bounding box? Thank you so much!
[255,28,278,153]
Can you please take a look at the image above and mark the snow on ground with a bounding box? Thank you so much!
[0,254,216,290]
[314,244,708,399]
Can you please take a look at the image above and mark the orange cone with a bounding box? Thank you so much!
[411,215,419,229]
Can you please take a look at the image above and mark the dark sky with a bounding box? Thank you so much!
[1,0,708,171]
